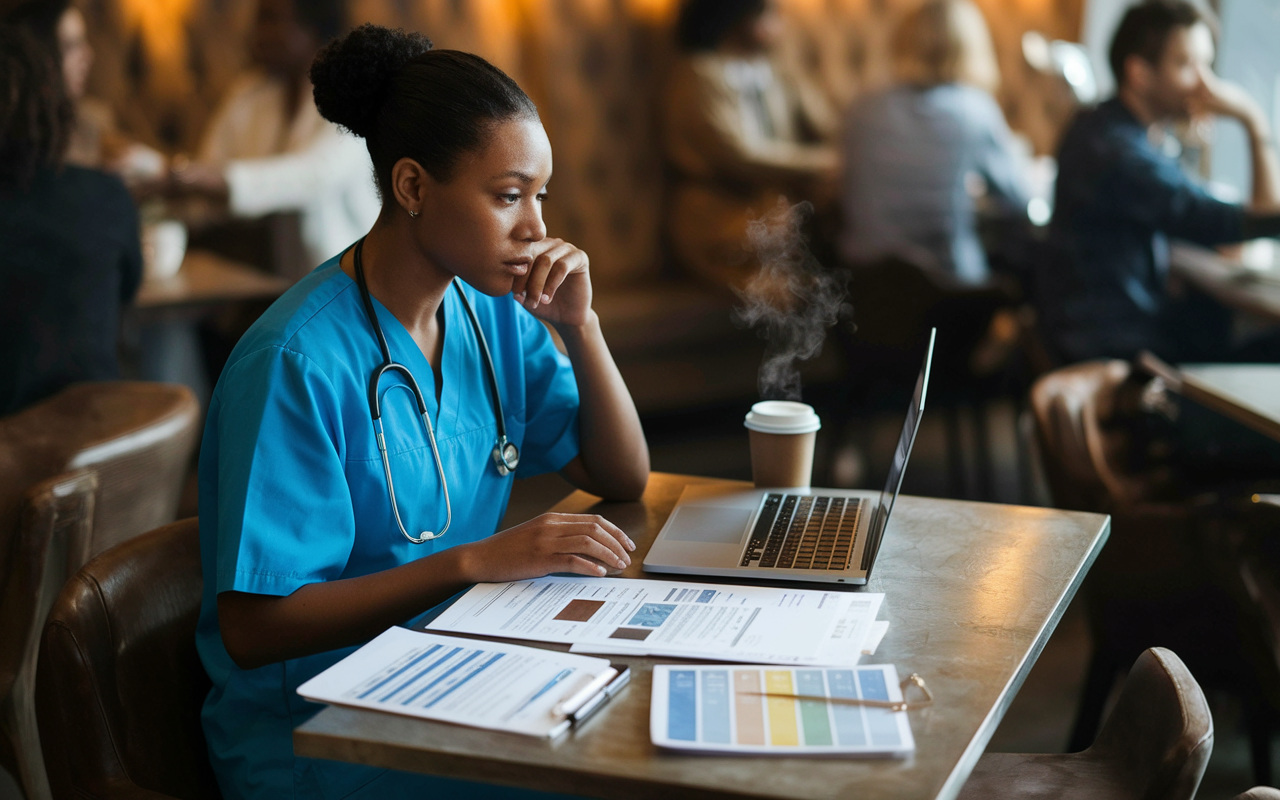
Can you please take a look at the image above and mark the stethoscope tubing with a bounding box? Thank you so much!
[353,238,517,544]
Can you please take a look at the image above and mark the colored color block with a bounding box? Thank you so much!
[733,670,766,745]
[554,599,605,622]
[827,669,867,746]
[628,603,676,627]
[764,671,799,746]
[668,670,697,741]
[700,671,732,743]
[858,669,901,746]
[795,670,833,746]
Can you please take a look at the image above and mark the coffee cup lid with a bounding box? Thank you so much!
[744,401,821,434]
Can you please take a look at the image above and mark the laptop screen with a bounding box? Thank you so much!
[861,329,935,574]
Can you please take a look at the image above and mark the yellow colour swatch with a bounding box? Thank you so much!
[765,670,799,745]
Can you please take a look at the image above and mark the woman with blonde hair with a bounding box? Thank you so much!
[841,0,1029,284]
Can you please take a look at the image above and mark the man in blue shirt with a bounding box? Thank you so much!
[1042,0,1280,363]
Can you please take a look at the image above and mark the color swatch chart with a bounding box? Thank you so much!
[650,664,914,756]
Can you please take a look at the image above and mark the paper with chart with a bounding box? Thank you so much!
[296,627,612,738]
[650,663,915,756]
[425,576,882,665]
[816,593,883,663]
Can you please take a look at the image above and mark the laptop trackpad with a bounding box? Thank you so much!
[666,506,753,544]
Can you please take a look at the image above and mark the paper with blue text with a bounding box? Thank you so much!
[296,627,613,738]
[425,576,882,665]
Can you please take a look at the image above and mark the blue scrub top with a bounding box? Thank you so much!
[195,255,580,799]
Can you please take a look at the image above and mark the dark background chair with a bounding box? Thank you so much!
[960,647,1214,800]
[0,472,96,800]
[0,381,199,563]
[1030,361,1276,783]
[36,517,219,800]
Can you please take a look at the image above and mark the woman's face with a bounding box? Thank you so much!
[414,116,552,298]
[57,8,92,100]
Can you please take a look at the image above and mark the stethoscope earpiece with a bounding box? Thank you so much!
[354,239,515,545]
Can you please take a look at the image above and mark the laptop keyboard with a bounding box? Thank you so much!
[740,493,862,570]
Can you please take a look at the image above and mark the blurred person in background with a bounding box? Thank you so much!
[164,0,379,266]
[55,2,164,178]
[0,23,141,415]
[1041,0,1280,363]
[840,0,1030,286]
[3,0,164,180]
[662,0,838,289]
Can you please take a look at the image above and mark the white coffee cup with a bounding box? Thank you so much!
[142,220,187,280]
[744,401,821,488]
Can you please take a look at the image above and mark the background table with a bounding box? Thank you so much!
[1177,364,1280,444]
[295,473,1109,800]
[1170,243,1280,323]
[135,249,292,320]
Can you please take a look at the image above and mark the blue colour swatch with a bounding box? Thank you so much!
[669,670,697,740]
[858,669,901,746]
[827,669,867,746]
[700,671,731,743]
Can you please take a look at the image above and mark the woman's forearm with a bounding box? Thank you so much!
[556,311,649,500]
[217,546,471,670]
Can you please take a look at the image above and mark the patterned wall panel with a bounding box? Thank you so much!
[80,0,1083,288]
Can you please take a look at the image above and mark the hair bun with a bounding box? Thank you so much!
[310,23,433,138]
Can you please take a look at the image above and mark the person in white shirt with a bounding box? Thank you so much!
[170,0,379,266]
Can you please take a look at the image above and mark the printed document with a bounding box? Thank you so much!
[650,663,915,756]
[297,627,613,738]
[426,576,881,665]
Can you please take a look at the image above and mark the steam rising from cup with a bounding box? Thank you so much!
[732,199,850,400]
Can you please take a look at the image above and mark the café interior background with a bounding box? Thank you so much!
[81,0,1085,293]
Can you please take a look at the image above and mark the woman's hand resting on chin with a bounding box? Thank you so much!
[510,238,593,328]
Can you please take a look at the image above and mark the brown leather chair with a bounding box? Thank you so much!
[959,647,1213,800]
[0,381,200,564]
[1030,362,1273,780]
[1028,359,1145,512]
[35,518,219,800]
[0,471,96,800]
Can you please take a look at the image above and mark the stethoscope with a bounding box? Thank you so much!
[353,238,519,544]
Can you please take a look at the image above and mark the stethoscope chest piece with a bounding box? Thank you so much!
[493,436,520,476]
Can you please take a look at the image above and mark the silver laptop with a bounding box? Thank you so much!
[643,329,934,585]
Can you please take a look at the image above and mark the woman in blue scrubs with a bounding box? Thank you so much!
[195,24,650,799]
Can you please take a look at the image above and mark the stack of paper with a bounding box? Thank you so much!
[650,663,914,756]
[425,576,888,666]
[297,627,614,738]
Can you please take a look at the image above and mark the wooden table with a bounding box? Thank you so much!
[134,249,291,319]
[1170,242,1280,323]
[294,473,1110,800]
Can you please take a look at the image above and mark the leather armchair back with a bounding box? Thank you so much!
[36,518,219,800]
[0,381,199,577]
[1092,647,1213,800]
[0,471,96,800]
[1029,360,1145,511]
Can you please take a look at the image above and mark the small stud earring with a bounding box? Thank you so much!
[408,209,419,218]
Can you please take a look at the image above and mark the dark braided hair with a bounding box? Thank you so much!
[0,23,73,189]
